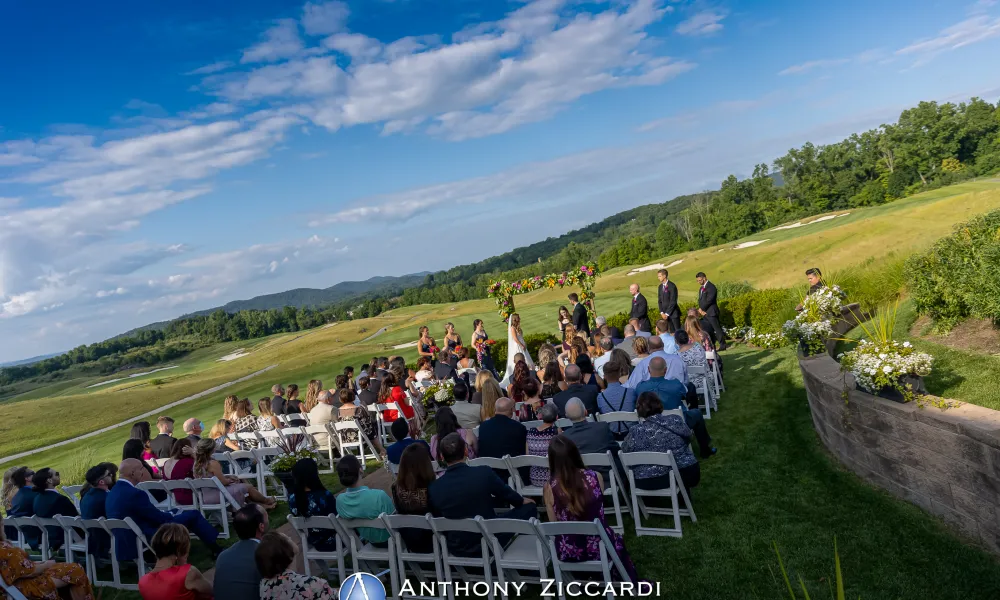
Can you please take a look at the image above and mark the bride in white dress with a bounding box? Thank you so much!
[505,313,535,377]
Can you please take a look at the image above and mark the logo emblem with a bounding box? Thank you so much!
[340,572,386,600]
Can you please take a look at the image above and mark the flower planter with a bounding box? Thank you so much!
[859,374,927,404]
[274,471,296,496]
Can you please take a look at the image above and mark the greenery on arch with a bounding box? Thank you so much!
[486,262,601,325]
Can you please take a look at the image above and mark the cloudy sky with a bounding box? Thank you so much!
[1,0,999,362]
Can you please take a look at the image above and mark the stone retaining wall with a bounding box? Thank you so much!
[800,354,1000,554]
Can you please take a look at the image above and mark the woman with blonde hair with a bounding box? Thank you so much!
[208,419,240,451]
[257,399,283,431]
[305,380,323,412]
[685,315,715,352]
[222,395,239,420]
[479,378,505,422]
[192,438,276,509]
[631,336,649,366]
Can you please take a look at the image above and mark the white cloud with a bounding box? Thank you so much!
[896,15,1000,67]
[675,10,726,36]
[302,1,349,36]
[206,0,694,140]
[0,197,21,208]
[778,58,851,76]
[95,287,127,298]
[241,19,304,63]
[185,61,233,75]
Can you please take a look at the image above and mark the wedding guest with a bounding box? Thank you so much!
[1,468,21,515]
[450,380,482,431]
[630,336,649,366]
[430,407,478,461]
[308,391,338,449]
[193,439,276,509]
[623,392,701,495]
[387,418,430,465]
[357,376,378,406]
[629,319,652,338]
[285,384,302,414]
[138,523,213,600]
[543,436,638,582]
[686,315,715,353]
[561,324,577,353]
[414,357,434,383]
[656,319,680,354]
[377,372,415,422]
[606,349,633,382]
[208,419,240,451]
[232,398,260,446]
[471,371,492,404]
[31,469,77,550]
[335,455,395,546]
[536,345,557,377]
[455,346,477,371]
[631,358,715,458]
[304,379,324,413]
[288,459,338,551]
[615,324,641,358]
[81,465,113,558]
[269,384,286,416]
[515,379,544,422]
[7,467,38,548]
[541,361,566,400]
[552,365,600,417]
[257,531,336,600]
[0,515,94,600]
[696,272,726,350]
[391,444,436,553]
[796,268,826,311]
[507,361,532,403]
[576,354,602,388]
[338,388,382,455]
[478,378,505,422]
[526,403,560,487]
[477,398,527,479]
[560,399,618,482]
[122,439,162,484]
[344,367,358,393]
[433,350,459,382]
[257,398,283,431]
[149,417,177,459]
[130,422,158,475]
[596,363,633,440]
[557,306,572,342]
[676,330,709,392]
[182,418,203,444]
[593,337,615,377]
[625,336,688,398]
[164,440,195,503]
[214,505,268,600]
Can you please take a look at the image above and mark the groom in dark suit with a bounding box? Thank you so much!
[568,293,590,339]
[657,269,680,332]
[629,283,652,332]
[696,272,726,350]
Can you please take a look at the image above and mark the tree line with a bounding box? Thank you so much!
[6,97,999,387]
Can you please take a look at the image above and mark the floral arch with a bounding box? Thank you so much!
[486,263,601,328]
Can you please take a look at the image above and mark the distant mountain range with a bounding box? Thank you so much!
[0,352,63,368]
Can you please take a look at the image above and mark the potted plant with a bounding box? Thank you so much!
[783,285,846,356]
[421,380,455,409]
[269,449,319,496]
[838,304,933,402]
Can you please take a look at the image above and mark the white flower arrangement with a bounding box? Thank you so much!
[421,379,456,408]
[726,326,788,349]
[839,339,933,396]
[783,285,846,354]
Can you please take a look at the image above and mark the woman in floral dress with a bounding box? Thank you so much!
[256,531,335,600]
[542,436,638,583]
[0,516,94,600]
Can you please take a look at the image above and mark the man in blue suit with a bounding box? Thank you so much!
[7,467,39,548]
[107,459,223,561]
[31,468,78,550]
[81,464,115,558]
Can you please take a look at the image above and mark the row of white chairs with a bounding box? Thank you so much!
[288,513,631,600]
[5,515,152,591]
[135,477,242,538]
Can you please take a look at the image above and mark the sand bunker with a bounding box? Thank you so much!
[771,213,851,231]
[627,259,684,276]
[393,341,419,350]
[218,349,250,362]
[86,365,179,388]
[733,240,769,250]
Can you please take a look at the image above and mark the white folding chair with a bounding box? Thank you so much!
[367,404,389,447]
[596,411,639,424]
[382,514,442,598]
[468,457,515,488]
[257,429,283,448]
[620,451,696,537]
[429,517,495,600]
[519,420,543,430]
[189,478,240,538]
[503,455,547,504]
[53,515,88,569]
[705,350,725,395]
[305,424,340,474]
[157,480,198,513]
[6,517,41,558]
[60,485,84,511]
[150,458,170,471]
[213,452,237,475]
[536,519,631,599]
[478,517,551,590]
[279,425,309,450]
[79,518,113,587]
[288,516,348,581]
[29,516,59,561]
[136,481,171,511]
[226,450,260,484]
[687,365,714,417]
[555,418,574,429]
[230,431,263,450]
[333,515,398,598]
[334,422,382,465]
[101,517,153,591]
[251,447,286,499]
[581,451,629,533]
[0,575,28,600]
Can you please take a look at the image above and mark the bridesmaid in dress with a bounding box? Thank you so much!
[472,319,500,380]
[443,323,463,365]
[417,326,436,367]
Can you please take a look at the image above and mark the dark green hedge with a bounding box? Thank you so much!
[603,288,795,334]
[493,332,562,370]
[907,209,1000,329]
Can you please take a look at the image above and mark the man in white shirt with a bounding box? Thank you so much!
[655,319,679,354]
[308,390,338,448]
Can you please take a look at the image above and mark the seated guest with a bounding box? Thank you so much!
[257,531,336,600]
[183,418,203,444]
[214,505,268,600]
[515,379,544,422]
[164,439,195,481]
[506,361,532,403]
[387,418,431,465]
[526,403,560,487]
[288,458,338,551]
[625,335,688,401]
[630,336,649,366]
[31,468,77,550]
[285,384,302,414]
[376,372,415,423]
[123,439,167,503]
[560,398,618,483]
[193,439,276,509]
[615,324,641,358]
[429,433,535,556]
[630,318,652,338]
[269,384,287,416]
[414,357,434,383]
[257,398,283,431]
[631,358,716,458]
[308,390,338,449]
[106,459,223,562]
[471,371,494,404]
[1,467,21,515]
[605,349,633,383]
[138,523,213,600]
[338,389,385,457]
[595,363,633,440]
[0,515,94,600]
[81,465,114,559]
[676,330,709,391]
[149,416,177,459]
[576,355,602,388]
[433,350,459,382]
[7,467,38,547]
[656,319,680,354]
[477,378,505,422]
[552,365,600,417]
[357,376,378,407]
[449,380,482,431]
[430,407,478,461]
[543,436,639,582]
[477,398,527,461]
[540,361,566,400]
[391,444,437,553]
[623,392,702,494]
[130,421,159,475]
[455,346,477,371]
[208,419,240,451]
[593,337,615,377]
[335,455,395,546]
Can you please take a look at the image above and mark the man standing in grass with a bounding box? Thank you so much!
[796,268,827,312]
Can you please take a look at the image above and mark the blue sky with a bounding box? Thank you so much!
[1,0,999,362]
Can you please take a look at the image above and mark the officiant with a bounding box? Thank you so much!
[568,293,590,340]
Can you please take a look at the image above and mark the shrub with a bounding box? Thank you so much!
[829,257,907,314]
[716,280,755,300]
[906,209,1000,329]
[149,378,165,387]
[719,289,797,333]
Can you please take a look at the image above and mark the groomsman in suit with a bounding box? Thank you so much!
[629,284,652,332]
[568,293,590,339]
[657,269,680,332]
[696,272,726,350]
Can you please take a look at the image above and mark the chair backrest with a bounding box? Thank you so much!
[620,450,675,470]
[536,518,629,578]
[687,364,707,376]
[159,480,196,510]
[336,514,392,551]
[520,420,543,430]
[661,408,684,420]
[596,411,639,423]
[0,573,29,600]
[467,457,512,472]
[555,418,574,429]
[428,516,490,563]
[60,485,84,504]
[287,515,341,552]
[257,430,283,447]
[189,477,241,510]
[504,455,548,470]
[137,480,171,509]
